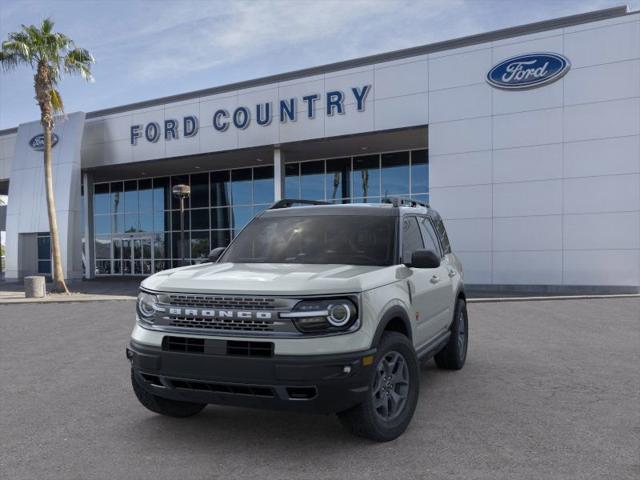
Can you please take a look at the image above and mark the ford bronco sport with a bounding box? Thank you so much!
[127,197,468,441]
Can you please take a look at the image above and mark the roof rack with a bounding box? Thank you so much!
[269,198,330,209]
[382,196,430,208]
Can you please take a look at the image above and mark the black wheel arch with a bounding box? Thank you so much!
[371,305,413,348]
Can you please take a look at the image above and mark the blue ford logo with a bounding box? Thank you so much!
[29,133,59,151]
[487,53,570,90]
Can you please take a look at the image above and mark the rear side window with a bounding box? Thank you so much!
[419,217,442,258]
[430,213,451,254]
[402,217,424,264]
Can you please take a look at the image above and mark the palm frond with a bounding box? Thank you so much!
[64,47,94,81]
[50,88,64,113]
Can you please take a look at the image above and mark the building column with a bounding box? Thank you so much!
[83,172,95,279]
[273,147,285,201]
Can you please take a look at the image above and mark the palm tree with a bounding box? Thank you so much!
[0,18,94,293]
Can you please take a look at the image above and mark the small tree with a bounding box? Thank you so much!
[0,18,94,292]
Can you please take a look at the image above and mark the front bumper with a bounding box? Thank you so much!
[127,340,376,414]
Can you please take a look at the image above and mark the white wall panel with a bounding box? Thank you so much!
[564,60,640,106]
[279,113,325,144]
[564,212,640,250]
[492,33,563,60]
[492,80,563,115]
[373,93,428,131]
[493,143,562,183]
[325,102,374,138]
[564,135,640,178]
[429,150,492,187]
[564,20,640,68]
[429,116,491,155]
[493,251,563,284]
[429,184,492,219]
[563,174,640,214]
[324,68,374,107]
[443,218,492,252]
[493,180,562,217]
[428,48,492,90]
[493,108,562,149]
[563,250,640,286]
[374,60,427,100]
[456,251,492,283]
[493,215,562,251]
[428,84,491,123]
[564,98,640,142]
[199,125,238,153]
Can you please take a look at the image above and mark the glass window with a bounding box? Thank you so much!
[153,177,171,211]
[411,149,428,194]
[94,183,110,214]
[172,232,187,259]
[191,208,209,230]
[326,158,350,203]
[221,215,396,266]
[94,215,110,235]
[211,230,231,249]
[211,207,231,230]
[381,151,410,196]
[190,173,209,208]
[231,206,253,231]
[37,234,51,260]
[96,260,111,275]
[139,212,153,232]
[430,212,451,254]
[352,155,380,200]
[112,214,124,234]
[285,163,300,198]
[253,166,274,204]
[95,237,111,259]
[190,231,210,259]
[418,217,441,257]
[138,179,153,212]
[124,213,139,233]
[153,233,169,259]
[113,238,123,261]
[171,210,190,231]
[211,171,231,207]
[300,161,324,200]
[171,175,190,209]
[38,260,51,274]
[402,217,424,264]
[124,180,138,213]
[231,169,252,205]
[153,211,169,232]
[111,182,123,216]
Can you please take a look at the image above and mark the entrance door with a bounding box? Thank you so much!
[113,236,153,275]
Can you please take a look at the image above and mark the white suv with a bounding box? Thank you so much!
[127,198,468,441]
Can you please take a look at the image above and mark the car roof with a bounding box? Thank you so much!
[260,202,433,218]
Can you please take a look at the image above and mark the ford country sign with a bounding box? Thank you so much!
[29,133,59,151]
[487,53,570,90]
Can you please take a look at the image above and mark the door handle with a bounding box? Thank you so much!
[430,275,440,284]
[448,268,457,278]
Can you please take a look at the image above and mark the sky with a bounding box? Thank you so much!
[0,0,636,130]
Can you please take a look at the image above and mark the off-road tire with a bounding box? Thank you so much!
[434,299,468,370]
[131,369,206,417]
[337,332,419,442]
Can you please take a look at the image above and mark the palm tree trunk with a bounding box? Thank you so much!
[43,122,69,293]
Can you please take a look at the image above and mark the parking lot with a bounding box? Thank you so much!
[1,297,638,480]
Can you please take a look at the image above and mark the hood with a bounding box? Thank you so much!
[141,262,399,295]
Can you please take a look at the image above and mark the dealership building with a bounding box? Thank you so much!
[0,5,638,292]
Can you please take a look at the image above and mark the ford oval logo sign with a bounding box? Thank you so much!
[487,53,570,90]
[29,133,59,151]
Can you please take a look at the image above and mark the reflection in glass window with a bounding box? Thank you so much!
[124,180,138,213]
[326,158,350,203]
[124,213,139,232]
[352,155,380,200]
[111,182,123,215]
[231,206,253,231]
[300,161,324,200]
[94,183,110,214]
[171,210,190,231]
[153,233,168,259]
[253,166,274,204]
[190,231,209,259]
[285,163,300,198]
[191,208,209,230]
[95,237,111,259]
[211,207,231,230]
[112,214,124,234]
[211,171,231,207]
[153,177,170,211]
[231,169,252,205]
[38,260,51,274]
[94,215,110,235]
[381,152,410,196]
[138,179,153,212]
[211,230,231,249]
[402,217,424,264]
[190,173,209,208]
[153,211,168,232]
[139,213,153,232]
[411,149,428,195]
[37,234,51,260]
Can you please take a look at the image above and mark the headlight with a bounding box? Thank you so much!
[137,291,158,322]
[281,298,358,333]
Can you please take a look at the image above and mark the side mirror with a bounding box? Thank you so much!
[406,249,440,269]
[207,247,226,263]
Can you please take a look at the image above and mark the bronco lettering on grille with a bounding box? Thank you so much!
[168,308,273,320]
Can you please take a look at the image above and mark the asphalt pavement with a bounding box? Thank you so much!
[1,298,638,480]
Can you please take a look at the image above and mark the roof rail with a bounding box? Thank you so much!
[269,198,330,209]
[382,196,430,208]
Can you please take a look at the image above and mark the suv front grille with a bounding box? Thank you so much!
[168,316,275,332]
[167,294,278,310]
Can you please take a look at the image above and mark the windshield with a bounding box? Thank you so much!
[220,215,397,266]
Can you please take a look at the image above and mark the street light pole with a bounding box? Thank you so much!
[172,184,191,267]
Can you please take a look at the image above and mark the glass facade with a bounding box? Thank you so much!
[91,148,428,275]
